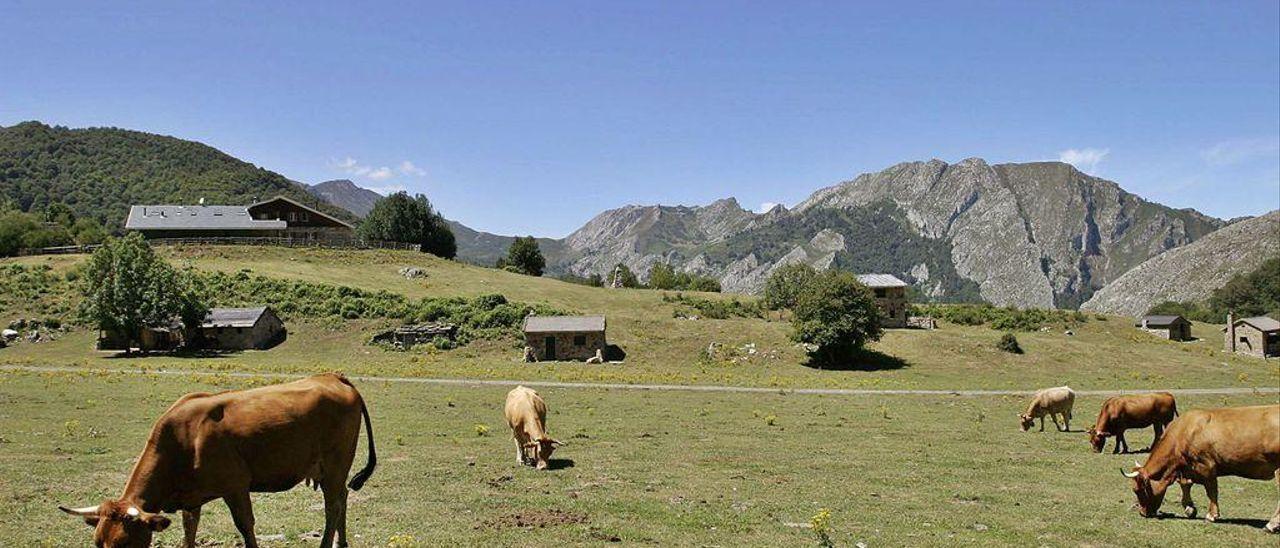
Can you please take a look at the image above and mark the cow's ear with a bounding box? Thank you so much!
[142,513,171,532]
[548,438,565,447]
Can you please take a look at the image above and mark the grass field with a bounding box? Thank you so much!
[1,370,1277,546]
[1,247,1276,392]
[2,246,1278,546]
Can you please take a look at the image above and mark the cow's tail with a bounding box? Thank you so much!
[347,391,377,491]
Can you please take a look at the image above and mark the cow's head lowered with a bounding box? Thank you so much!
[1017,414,1036,432]
[60,500,171,547]
[524,436,564,470]
[1086,427,1109,453]
[1122,461,1173,518]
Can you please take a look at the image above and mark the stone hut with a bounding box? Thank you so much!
[857,274,909,328]
[193,307,286,350]
[1223,313,1279,358]
[1136,315,1192,341]
[98,319,185,352]
[523,315,606,361]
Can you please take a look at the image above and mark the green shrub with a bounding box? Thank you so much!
[664,292,763,319]
[912,303,1086,331]
[997,333,1023,354]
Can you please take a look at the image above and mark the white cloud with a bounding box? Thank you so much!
[332,157,426,181]
[1058,148,1110,173]
[366,166,394,180]
[1201,138,1280,166]
[757,202,781,213]
[398,160,427,177]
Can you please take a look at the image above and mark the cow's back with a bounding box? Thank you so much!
[1162,405,1280,479]
[504,386,546,431]
[1101,393,1176,429]
[161,374,363,492]
[1035,386,1074,412]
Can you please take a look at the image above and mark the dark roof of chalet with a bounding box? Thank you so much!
[856,274,908,288]
[124,195,352,231]
[523,315,606,333]
[1233,316,1280,332]
[125,205,287,231]
[201,307,275,329]
[1137,315,1187,327]
[250,195,354,228]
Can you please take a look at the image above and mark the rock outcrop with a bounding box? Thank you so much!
[1081,211,1280,317]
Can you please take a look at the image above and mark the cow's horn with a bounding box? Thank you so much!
[59,505,101,517]
[1133,460,1143,469]
[1121,468,1140,478]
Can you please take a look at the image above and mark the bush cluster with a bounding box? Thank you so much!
[193,270,562,344]
[0,263,78,320]
[663,292,763,319]
[911,303,1087,331]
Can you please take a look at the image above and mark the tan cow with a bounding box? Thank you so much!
[504,386,563,470]
[1122,405,1280,533]
[59,373,376,548]
[1087,392,1178,454]
[1019,386,1075,432]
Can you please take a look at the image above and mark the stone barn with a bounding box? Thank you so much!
[194,307,286,350]
[1223,313,1279,358]
[522,315,606,362]
[857,274,909,328]
[1136,315,1192,341]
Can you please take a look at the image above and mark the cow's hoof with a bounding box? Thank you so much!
[1205,514,1218,523]
[1183,506,1196,518]
[1265,522,1279,534]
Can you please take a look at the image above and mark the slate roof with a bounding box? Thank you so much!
[201,307,272,328]
[523,315,606,333]
[1236,316,1280,332]
[125,205,287,231]
[1138,315,1186,327]
[856,274,908,288]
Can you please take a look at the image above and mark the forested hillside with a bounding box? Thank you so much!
[0,121,352,229]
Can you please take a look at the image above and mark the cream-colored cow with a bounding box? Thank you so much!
[1019,386,1075,432]
[504,386,563,470]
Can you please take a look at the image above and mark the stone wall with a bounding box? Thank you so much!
[525,330,605,361]
[1225,324,1278,358]
[873,286,908,328]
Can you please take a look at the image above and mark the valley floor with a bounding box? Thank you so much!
[1,371,1277,546]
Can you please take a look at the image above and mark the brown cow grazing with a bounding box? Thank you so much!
[504,386,563,470]
[59,373,376,548]
[1122,405,1280,533]
[1019,386,1075,432]
[1087,392,1178,454]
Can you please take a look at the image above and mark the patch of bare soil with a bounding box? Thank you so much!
[476,509,588,530]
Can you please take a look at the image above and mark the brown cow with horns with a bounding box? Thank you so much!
[1122,404,1280,533]
[59,373,376,548]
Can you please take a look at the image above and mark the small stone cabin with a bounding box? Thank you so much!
[194,307,286,350]
[857,274,909,328]
[1223,314,1279,358]
[523,315,606,361]
[97,319,185,352]
[1136,315,1192,341]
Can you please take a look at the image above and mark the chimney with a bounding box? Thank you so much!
[1227,310,1236,352]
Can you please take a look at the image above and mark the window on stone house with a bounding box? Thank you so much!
[874,288,886,298]
[574,335,586,346]
[289,212,297,222]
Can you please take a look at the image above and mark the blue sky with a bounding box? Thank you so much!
[2,1,1277,236]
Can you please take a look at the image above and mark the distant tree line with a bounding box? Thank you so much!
[0,200,109,256]
[1147,257,1280,323]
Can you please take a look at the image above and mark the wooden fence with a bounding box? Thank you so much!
[16,237,419,256]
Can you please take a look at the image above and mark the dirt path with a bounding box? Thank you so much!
[3,364,1277,397]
